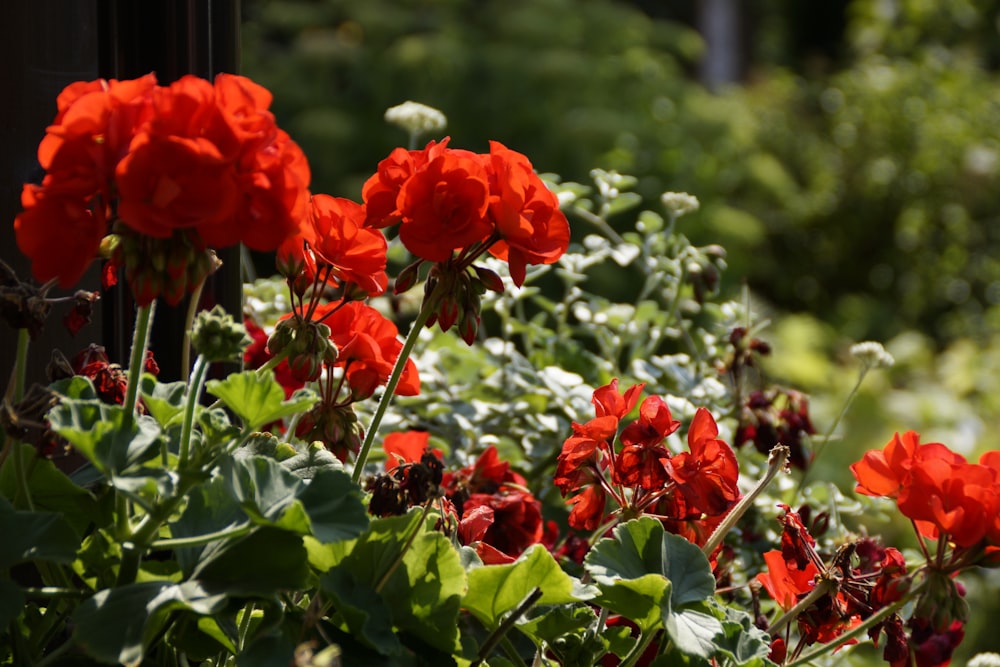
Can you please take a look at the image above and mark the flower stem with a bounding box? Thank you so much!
[768,577,836,637]
[702,444,789,558]
[795,366,869,495]
[122,300,156,431]
[7,330,35,510]
[151,523,252,550]
[783,579,923,667]
[351,281,444,483]
[471,587,543,667]
[178,354,210,468]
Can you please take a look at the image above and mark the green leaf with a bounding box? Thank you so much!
[0,442,101,533]
[296,467,369,543]
[192,527,310,596]
[0,495,78,568]
[664,609,723,659]
[73,581,226,665]
[0,579,25,628]
[517,604,597,646]
[139,374,187,427]
[319,511,467,654]
[48,396,161,476]
[713,603,774,666]
[591,575,670,633]
[463,544,594,629]
[206,371,318,432]
[171,475,250,575]
[322,568,402,655]
[585,517,715,607]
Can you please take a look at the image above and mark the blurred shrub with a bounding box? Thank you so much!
[242,0,1000,343]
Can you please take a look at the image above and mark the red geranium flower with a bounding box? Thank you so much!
[664,408,740,517]
[278,194,388,296]
[396,149,492,262]
[482,141,570,287]
[361,139,450,229]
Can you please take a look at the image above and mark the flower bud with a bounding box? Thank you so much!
[190,305,252,362]
[267,319,295,356]
[394,259,423,295]
[473,265,505,294]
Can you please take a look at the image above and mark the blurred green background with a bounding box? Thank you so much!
[240,1,1000,660]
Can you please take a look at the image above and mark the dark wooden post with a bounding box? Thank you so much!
[97,0,244,380]
[0,3,101,385]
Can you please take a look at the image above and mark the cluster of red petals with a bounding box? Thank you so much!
[851,431,1000,548]
[756,508,911,652]
[72,344,159,409]
[293,301,420,401]
[15,73,309,301]
[278,194,388,296]
[555,379,741,534]
[376,438,548,564]
[361,138,569,286]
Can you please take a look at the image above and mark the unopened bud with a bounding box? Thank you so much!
[473,265,505,294]
[394,259,423,295]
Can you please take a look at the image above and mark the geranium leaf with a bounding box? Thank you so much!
[205,371,317,432]
[322,568,402,655]
[171,476,249,576]
[48,396,161,476]
[0,580,25,629]
[319,511,466,654]
[0,496,78,568]
[191,527,310,596]
[139,374,187,426]
[0,442,101,534]
[585,517,715,608]
[664,609,724,659]
[713,603,774,666]
[72,581,226,665]
[591,575,670,633]
[463,544,594,629]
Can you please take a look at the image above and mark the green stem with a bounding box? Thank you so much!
[471,587,543,667]
[21,586,89,599]
[768,578,836,637]
[796,366,869,495]
[374,503,434,594]
[237,601,256,653]
[151,523,252,550]
[352,281,446,483]
[123,301,157,431]
[783,580,922,667]
[181,278,208,383]
[8,330,35,510]
[702,444,789,558]
[178,354,210,468]
[115,474,198,586]
[619,630,656,667]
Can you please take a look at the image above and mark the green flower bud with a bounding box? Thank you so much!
[190,305,252,362]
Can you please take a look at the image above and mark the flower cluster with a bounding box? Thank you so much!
[14,73,310,305]
[367,433,548,565]
[554,379,740,548]
[852,431,1000,551]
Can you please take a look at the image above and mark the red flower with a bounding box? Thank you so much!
[382,430,439,471]
[592,378,645,420]
[756,549,819,611]
[850,431,923,498]
[15,73,310,305]
[482,141,570,286]
[14,185,105,289]
[279,194,388,296]
[613,396,679,488]
[361,139,449,229]
[310,301,420,400]
[664,408,740,517]
[396,150,492,262]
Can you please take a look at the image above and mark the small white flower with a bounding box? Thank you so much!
[660,191,700,218]
[969,653,1000,667]
[384,101,447,136]
[849,341,895,369]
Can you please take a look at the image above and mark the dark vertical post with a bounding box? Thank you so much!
[97,0,243,380]
[0,2,101,385]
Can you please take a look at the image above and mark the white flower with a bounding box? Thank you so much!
[384,101,447,136]
[660,191,700,218]
[970,653,1000,667]
[849,341,895,369]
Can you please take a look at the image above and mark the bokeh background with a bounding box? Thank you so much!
[239,1,1000,661]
